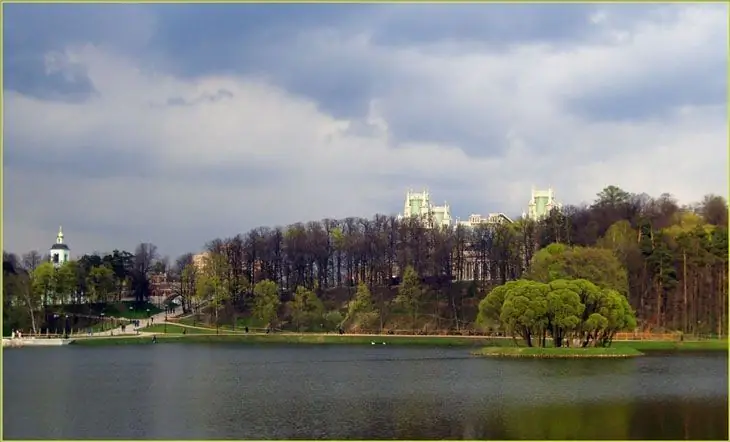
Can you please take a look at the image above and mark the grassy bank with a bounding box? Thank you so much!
[472,346,644,358]
[70,333,515,347]
[138,324,214,335]
[67,331,728,351]
[612,339,728,351]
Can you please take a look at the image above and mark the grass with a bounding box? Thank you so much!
[66,330,729,352]
[70,333,517,347]
[472,346,645,358]
[613,339,728,351]
[138,324,212,335]
[175,316,206,327]
[108,301,163,319]
[51,301,162,320]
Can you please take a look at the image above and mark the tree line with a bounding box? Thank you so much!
[3,244,164,333]
[3,185,728,336]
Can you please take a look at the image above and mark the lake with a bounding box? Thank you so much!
[3,344,727,439]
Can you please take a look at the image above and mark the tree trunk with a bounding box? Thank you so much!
[683,251,688,333]
[451,294,460,331]
[27,305,38,335]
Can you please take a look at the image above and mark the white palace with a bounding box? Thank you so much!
[395,187,561,281]
[396,186,560,229]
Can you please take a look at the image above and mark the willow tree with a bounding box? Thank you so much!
[479,278,636,347]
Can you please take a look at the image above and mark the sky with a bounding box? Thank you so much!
[4,3,728,259]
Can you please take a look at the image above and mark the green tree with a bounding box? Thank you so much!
[252,280,281,328]
[594,185,631,207]
[180,263,197,314]
[55,261,79,305]
[288,286,324,331]
[527,243,629,295]
[476,280,519,332]
[344,283,378,331]
[12,269,41,334]
[323,310,344,331]
[87,265,115,304]
[545,279,585,347]
[498,280,549,347]
[480,278,636,348]
[395,266,425,331]
[32,262,56,307]
[196,252,231,331]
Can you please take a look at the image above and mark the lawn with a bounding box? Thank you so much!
[175,315,267,331]
[613,339,728,351]
[106,301,163,319]
[139,324,212,334]
[72,333,524,347]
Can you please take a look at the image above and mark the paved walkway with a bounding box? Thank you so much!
[93,308,184,337]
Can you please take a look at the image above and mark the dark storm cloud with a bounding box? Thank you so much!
[4,56,98,103]
[564,51,728,123]
[3,2,726,258]
[3,4,150,51]
[7,3,715,145]
[4,4,153,101]
[4,145,159,180]
[164,89,235,107]
[172,163,289,190]
[368,3,603,48]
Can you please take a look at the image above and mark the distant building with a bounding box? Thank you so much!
[525,187,561,220]
[149,273,179,301]
[397,189,453,228]
[50,226,70,268]
[456,213,513,228]
[192,252,210,272]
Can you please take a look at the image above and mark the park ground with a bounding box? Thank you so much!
[13,297,726,353]
[68,319,730,351]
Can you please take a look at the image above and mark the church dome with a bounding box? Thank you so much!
[51,243,69,250]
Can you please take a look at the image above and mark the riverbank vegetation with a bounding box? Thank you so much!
[71,333,511,347]
[69,331,727,351]
[472,346,644,358]
[139,324,210,334]
[4,186,728,340]
[611,339,728,351]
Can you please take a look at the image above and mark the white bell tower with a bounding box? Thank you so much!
[50,226,70,268]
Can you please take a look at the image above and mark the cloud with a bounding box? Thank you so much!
[3,3,727,258]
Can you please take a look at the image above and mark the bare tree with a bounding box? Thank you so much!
[22,250,43,272]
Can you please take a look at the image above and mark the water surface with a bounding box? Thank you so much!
[3,344,727,439]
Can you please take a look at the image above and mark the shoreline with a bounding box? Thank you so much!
[65,332,729,351]
[69,333,504,347]
[471,346,645,359]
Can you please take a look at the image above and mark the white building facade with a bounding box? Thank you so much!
[525,187,561,220]
[50,226,70,268]
[397,189,453,228]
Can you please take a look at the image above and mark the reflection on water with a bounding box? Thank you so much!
[3,345,727,439]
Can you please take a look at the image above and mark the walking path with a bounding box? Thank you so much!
[93,308,184,337]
